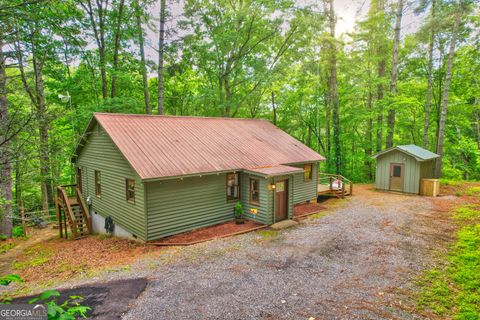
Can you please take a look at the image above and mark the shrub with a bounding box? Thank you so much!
[12,226,24,238]
[234,202,244,219]
[29,290,90,320]
[0,274,90,319]
[0,274,23,286]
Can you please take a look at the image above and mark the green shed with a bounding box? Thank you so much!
[72,113,325,241]
[373,145,439,194]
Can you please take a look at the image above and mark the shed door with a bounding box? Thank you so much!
[275,180,288,221]
[389,163,404,192]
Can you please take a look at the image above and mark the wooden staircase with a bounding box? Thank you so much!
[56,184,92,240]
[317,173,353,199]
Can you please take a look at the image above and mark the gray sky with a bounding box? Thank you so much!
[143,0,423,62]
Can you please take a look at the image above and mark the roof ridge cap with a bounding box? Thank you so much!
[93,112,270,122]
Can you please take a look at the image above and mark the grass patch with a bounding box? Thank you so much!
[417,269,452,315]
[13,245,52,270]
[440,179,463,186]
[453,205,480,221]
[417,206,480,319]
[0,242,15,254]
[465,186,480,197]
[309,212,327,219]
[256,229,279,239]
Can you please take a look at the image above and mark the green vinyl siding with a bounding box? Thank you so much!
[375,150,420,194]
[145,173,237,240]
[291,162,318,204]
[77,123,146,240]
[240,174,271,225]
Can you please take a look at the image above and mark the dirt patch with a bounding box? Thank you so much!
[440,181,480,204]
[152,220,265,245]
[293,202,327,218]
[12,278,148,320]
[9,235,158,285]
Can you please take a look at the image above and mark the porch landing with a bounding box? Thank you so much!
[271,220,298,230]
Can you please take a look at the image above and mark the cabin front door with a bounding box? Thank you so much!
[389,163,404,192]
[275,180,288,221]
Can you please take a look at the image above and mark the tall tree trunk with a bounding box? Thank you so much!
[224,78,232,117]
[386,0,404,148]
[157,0,166,115]
[14,24,52,214]
[375,0,386,152]
[271,91,277,126]
[81,0,108,100]
[435,2,463,178]
[135,0,151,114]
[328,0,341,174]
[33,55,52,214]
[307,126,312,148]
[365,87,373,180]
[110,0,126,98]
[0,39,13,237]
[474,110,480,149]
[423,0,436,148]
[15,161,21,209]
[325,91,331,171]
[98,1,108,101]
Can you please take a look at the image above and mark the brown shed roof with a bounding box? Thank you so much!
[76,113,324,180]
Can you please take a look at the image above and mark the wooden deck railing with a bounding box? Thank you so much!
[76,188,92,232]
[56,184,92,239]
[56,185,79,238]
[318,173,353,198]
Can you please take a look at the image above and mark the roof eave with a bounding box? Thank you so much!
[242,169,304,178]
[71,114,99,163]
[373,146,439,162]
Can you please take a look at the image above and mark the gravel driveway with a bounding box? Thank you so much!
[121,185,445,320]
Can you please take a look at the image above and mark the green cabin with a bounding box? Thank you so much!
[73,113,325,241]
[373,145,439,194]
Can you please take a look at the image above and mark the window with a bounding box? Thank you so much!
[226,173,240,201]
[249,178,260,204]
[126,179,135,203]
[95,170,101,196]
[304,164,312,181]
[275,181,285,192]
[393,165,402,177]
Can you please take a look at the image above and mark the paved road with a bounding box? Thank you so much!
[121,186,441,320]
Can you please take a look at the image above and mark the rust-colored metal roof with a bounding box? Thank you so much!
[82,113,325,180]
[244,165,304,177]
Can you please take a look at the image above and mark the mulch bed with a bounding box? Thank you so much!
[151,220,265,245]
[294,202,327,218]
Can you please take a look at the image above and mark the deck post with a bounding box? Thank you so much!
[341,181,345,199]
[55,195,62,238]
[63,209,68,239]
